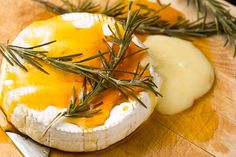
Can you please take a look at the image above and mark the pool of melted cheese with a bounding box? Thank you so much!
[0,15,145,128]
[143,35,215,115]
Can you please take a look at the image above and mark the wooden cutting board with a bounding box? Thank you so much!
[0,0,235,157]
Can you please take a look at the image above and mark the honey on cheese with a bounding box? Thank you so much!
[0,15,145,128]
[143,35,215,115]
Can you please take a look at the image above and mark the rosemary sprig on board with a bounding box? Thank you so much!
[102,0,126,18]
[33,0,119,14]
[33,0,69,14]
[32,0,218,37]
[64,0,100,13]
[125,4,218,37]
[187,0,236,56]
[34,0,236,56]
[35,0,216,37]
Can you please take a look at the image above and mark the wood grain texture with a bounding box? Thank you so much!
[0,0,235,157]
[0,128,23,157]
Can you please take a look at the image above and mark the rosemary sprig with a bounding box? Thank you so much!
[34,0,213,36]
[34,0,236,56]
[73,0,100,13]
[33,0,69,14]
[187,0,236,56]
[136,15,218,37]
[32,0,218,37]
[102,0,126,18]
[34,0,100,14]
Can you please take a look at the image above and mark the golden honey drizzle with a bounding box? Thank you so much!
[0,15,144,128]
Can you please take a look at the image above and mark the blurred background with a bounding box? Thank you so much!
[227,0,236,5]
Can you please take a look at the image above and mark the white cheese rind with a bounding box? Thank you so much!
[10,90,158,152]
[0,13,161,152]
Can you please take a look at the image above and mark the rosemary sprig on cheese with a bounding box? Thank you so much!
[0,2,160,135]
[34,0,236,56]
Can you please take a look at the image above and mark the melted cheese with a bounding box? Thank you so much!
[143,35,214,114]
[0,15,144,128]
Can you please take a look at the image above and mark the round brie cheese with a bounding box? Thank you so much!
[0,13,161,152]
